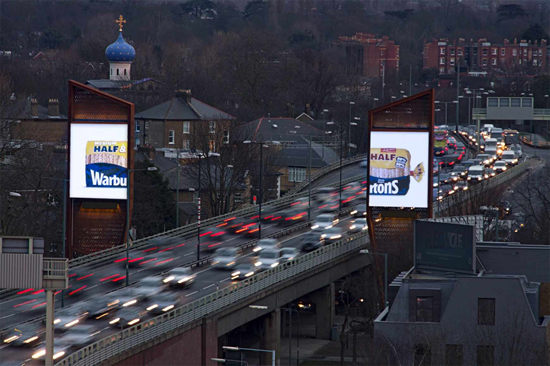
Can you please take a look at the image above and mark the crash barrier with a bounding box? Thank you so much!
[434,158,530,216]
[520,135,550,149]
[56,232,369,366]
[285,153,368,196]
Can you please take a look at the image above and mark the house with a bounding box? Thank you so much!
[238,117,340,194]
[134,90,236,151]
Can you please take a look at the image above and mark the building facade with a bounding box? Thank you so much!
[423,37,548,76]
[334,33,399,78]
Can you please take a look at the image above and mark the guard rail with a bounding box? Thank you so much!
[56,232,369,366]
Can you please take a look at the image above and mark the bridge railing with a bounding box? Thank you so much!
[56,232,369,366]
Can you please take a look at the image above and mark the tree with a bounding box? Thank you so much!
[521,23,549,42]
[132,160,177,238]
[384,9,414,21]
[181,0,216,20]
[497,4,527,22]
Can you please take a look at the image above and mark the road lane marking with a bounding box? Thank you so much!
[184,252,193,256]
[203,284,215,290]
[220,278,231,282]
[0,313,15,319]
[185,291,198,297]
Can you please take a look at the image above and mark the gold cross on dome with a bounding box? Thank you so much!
[115,15,126,32]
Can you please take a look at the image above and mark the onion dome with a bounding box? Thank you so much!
[105,32,136,62]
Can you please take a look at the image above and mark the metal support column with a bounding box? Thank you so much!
[45,290,54,366]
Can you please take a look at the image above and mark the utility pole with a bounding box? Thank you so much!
[176,149,180,228]
[456,58,460,133]
[308,136,312,221]
[409,64,412,96]
[381,61,386,103]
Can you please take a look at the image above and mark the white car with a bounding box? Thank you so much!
[510,144,522,158]
[253,238,280,253]
[280,247,298,262]
[321,227,344,243]
[256,248,281,270]
[145,292,179,314]
[311,214,339,231]
[32,338,72,361]
[501,150,518,166]
[53,305,89,332]
[213,247,239,270]
[493,161,507,172]
[163,267,196,287]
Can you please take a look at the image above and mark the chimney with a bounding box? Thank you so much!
[305,103,311,116]
[287,102,294,118]
[176,89,192,104]
[48,98,59,118]
[504,38,510,45]
[514,38,517,45]
[30,98,38,118]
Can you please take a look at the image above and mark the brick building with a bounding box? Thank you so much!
[334,33,400,78]
[423,37,548,76]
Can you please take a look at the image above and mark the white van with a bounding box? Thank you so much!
[484,138,498,158]
[467,166,485,182]
[501,150,517,165]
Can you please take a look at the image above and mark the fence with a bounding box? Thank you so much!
[56,231,369,366]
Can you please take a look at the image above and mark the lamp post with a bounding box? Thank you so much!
[348,101,355,158]
[359,249,388,308]
[176,149,180,228]
[195,151,220,261]
[126,166,157,287]
[434,101,458,126]
[321,109,328,161]
[545,95,549,140]
[223,346,275,366]
[349,117,358,158]
[373,98,379,109]
[212,358,248,366]
[243,141,279,239]
[224,165,234,214]
[281,307,300,365]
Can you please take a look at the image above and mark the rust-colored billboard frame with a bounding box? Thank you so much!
[66,80,135,258]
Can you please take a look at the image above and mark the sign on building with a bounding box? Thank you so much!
[414,220,476,273]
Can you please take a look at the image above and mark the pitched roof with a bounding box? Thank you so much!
[240,117,324,143]
[1,99,67,120]
[86,78,164,91]
[135,97,234,121]
[280,138,339,168]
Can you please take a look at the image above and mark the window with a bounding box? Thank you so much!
[439,67,445,73]
[289,167,306,183]
[523,49,527,56]
[533,59,538,66]
[513,49,518,56]
[440,48,445,55]
[501,48,505,56]
[135,122,141,133]
[482,59,488,66]
[488,98,498,107]
[492,58,497,65]
[450,58,455,66]
[209,121,216,134]
[416,296,434,322]
[511,98,521,107]
[183,121,190,134]
[168,130,175,144]
[492,48,497,55]
[478,298,495,325]
[414,344,431,366]
[440,57,445,65]
[477,345,494,366]
[223,130,230,144]
[117,68,119,75]
[450,49,455,56]
[457,48,462,56]
[445,345,463,366]
[124,69,127,76]
[539,49,543,56]
[234,192,243,203]
[522,98,532,107]
[482,49,488,56]
[182,139,190,151]
[500,98,510,107]
[209,140,216,152]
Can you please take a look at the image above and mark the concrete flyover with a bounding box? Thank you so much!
[56,232,370,366]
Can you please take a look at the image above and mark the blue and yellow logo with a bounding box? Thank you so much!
[85,141,128,188]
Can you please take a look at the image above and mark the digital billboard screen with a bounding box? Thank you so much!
[70,124,128,199]
[415,220,476,273]
[369,131,430,208]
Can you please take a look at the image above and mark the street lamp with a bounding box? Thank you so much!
[212,358,248,366]
[222,346,275,366]
[9,192,21,197]
[373,98,379,108]
[545,95,549,109]
[348,101,355,158]
[359,249,388,308]
[126,166,157,286]
[195,151,220,261]
[243,141,279,239]
[224,165,234,214]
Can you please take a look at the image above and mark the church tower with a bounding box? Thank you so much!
[105,15,136,81]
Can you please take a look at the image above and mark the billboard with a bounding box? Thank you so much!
[70,123,128,199]
[414,220,476,273]
[369,131,429,208]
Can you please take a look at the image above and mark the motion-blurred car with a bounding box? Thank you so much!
[349,218,368,233]
[2,323,41,347]
[493,160,507,172]
[253,238,280,253]
[359,158,368,168]
[231,263,259,281]
[321,227,343,244]
[145,292,179,315]
[84,295,120,319]
[278,208,307,226]
[58,325,97,348]
[300,232,322,252]
[213,247,238,270]
[311,213,339,231]
[280,247,298,262]
[163,267,196,288]
[53,305,89,332]
[200,226,227,241]
[32,338,72,361]
[256,248,281,270]
[108,307,147,329]
[350,204,366,218]
[135,276,166,301]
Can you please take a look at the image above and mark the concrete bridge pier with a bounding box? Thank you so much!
[260,308,281,365]
[311,283,335,340]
